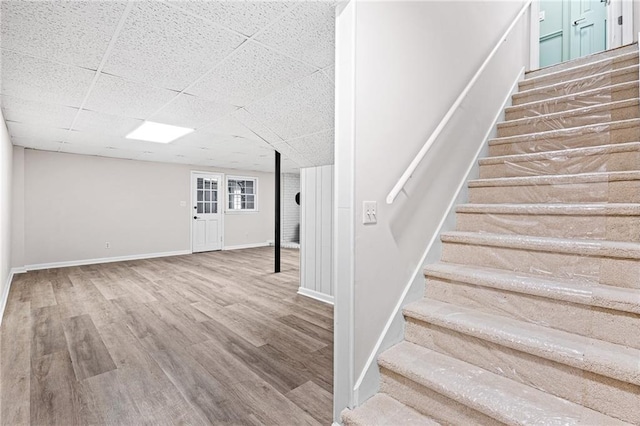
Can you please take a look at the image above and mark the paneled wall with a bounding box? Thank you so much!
[282,173,300,243]
[299,165,333,304]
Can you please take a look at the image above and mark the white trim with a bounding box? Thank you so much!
[297,287,334,305]
[0,268,23,326]
[23,250,191,272]
[529,0,540,70]
[223,242,269,251]
[352,67,525,401]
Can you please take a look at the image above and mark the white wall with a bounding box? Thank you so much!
[334,0,531,417]
[11,146,25,269]
[0,111,13,320]
[300,165,333,304]
[16,150,275,268]
[282,173,300,243]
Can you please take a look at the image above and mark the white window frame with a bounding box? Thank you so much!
[226,175,259,213]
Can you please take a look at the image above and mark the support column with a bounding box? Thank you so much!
[275,151,281,273]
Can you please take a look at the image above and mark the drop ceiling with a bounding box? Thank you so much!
[0,0,337,173]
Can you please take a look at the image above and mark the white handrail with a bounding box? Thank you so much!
[386,0,533,204]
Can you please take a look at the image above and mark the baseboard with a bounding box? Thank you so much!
[0,267,23,326]
[23,250,192,272]
[351,66,526,405]
[297,287,335,305]
[223,242,269,251]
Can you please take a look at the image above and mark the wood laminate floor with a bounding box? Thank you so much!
[1,248,333,425]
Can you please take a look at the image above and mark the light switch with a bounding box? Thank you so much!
[363,201,377,224]
[539,10,545,21]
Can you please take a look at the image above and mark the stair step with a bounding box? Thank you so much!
[479,141,640,178]
[441,231,640,288]
[489,118,640,156]
[423,262,640,347]
[342,393,440,426]
[456,202,640,241]
[525,43,638,80]
[514,64,640,106]
[468,170,640,204]
[402,301,640,424]
[519,51,638,91]
[505,81,639,120]
[379,341,630,425]
[497,99,640,138]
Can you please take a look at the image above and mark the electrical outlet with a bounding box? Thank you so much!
[363,201,377,224]
[105,242,111,249]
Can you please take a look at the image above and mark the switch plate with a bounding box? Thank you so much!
[363,201,377,224]
[539,10,545,21]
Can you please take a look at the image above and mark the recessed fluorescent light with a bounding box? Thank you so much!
[125,121,194,143]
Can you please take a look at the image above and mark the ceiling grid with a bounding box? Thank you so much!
[0,0,336,172]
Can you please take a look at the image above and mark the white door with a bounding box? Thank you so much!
[191,173,223,253]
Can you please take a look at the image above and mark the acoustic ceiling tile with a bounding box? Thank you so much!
[72,109,143,137]
[232,108,284,145]
[186,41,316,106]
[323,64,335,83]
[64,129,128,147]
[102,1,245,91]
[0,1,127,69]
[6,121,70,142]
[205,115,262,140]
[0,50,95,107]
[244,71,334,141]
[83,73,178,119]
[167,1,294,37]
[272,142,312,168]
[1,95,78,129]
[286,129,334,166]
[11,137,64,152]
[58,143,107,157]
[150,94,238,129]
[254,2,335,69]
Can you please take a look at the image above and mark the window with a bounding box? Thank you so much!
[227,176,257,212]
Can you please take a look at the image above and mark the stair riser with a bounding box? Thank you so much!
[489,123,640,156]
[519,55,639,91]
[424,278,640,349]
[525,46,639,79]
[514,69,639,105]
[379,368,503,426]
[404,320,640,425]
[497,104,640,138]
[479,150,640,178]
[506,85,639,120]
[441,241,640,289]
[456,211,640,242]
[469,179,640,204]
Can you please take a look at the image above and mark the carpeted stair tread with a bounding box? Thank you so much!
[424,261,640,315]
[440,231,640,260]
[342,393,440,426]
[379,341,631,425]
[456,202,640,215]
[480,141,640,165]
[402,299,640,386]
[524,44,638,79]
[469,170,640,187]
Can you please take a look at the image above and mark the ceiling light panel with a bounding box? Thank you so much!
[167,1,294,37]
[149,94,238,129]
[1,95,79,129]
[0,1,127,69]
[83,73,178,119]
[126,121,194,143]
[101,2,245,91]
[186,41,316,106]
[0,50,95,107]
[244,71,334,141]
[254,2,336,69]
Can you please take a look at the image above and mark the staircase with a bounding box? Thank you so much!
[343,44,640,425]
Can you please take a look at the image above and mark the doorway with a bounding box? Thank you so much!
[539,0,608,68]
[191,172,224,253]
